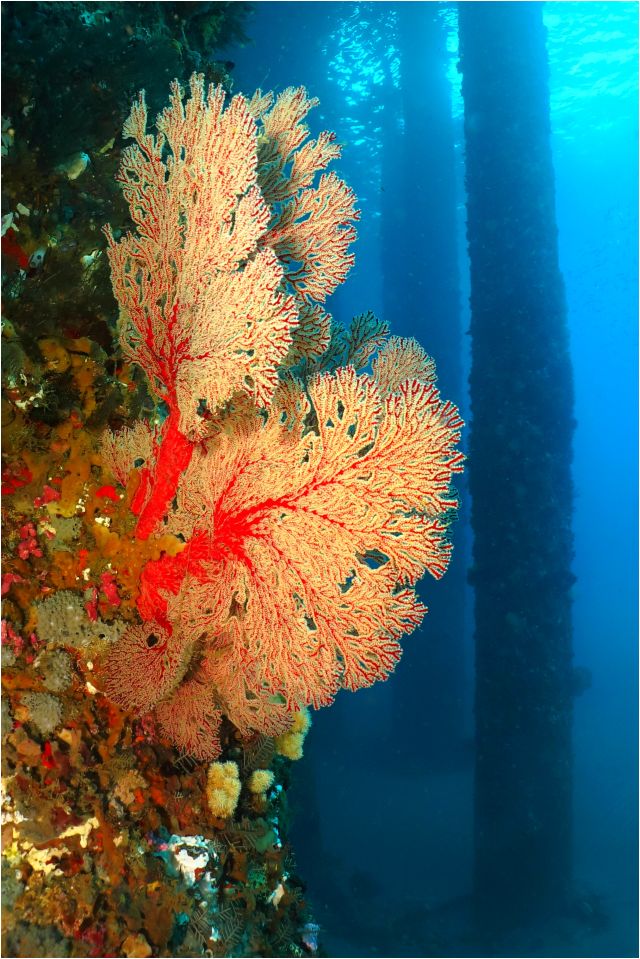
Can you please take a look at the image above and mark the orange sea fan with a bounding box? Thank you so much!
[155,368,464,723]
[98,74,464,759]
[103,74,361,540]
[252,87,343,206]
[102,623,192,714]
[287,303,332,365]
[251,86,359,353]
[154,670,223,761]
[265,171,359,304]
[100,421,157,488]
[103,368,462,749]
[103,73,298,436]
[199,632,294,740]
[373,335,437,396]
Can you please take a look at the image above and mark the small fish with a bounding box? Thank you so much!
[29,246,47,270]
[56,151,90,181]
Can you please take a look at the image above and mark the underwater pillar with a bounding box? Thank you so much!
[458,0,575,931]
[384,3,467,767]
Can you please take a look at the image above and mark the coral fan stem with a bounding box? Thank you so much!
[133,410,194,540]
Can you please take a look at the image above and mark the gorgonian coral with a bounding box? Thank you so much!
[99,73,464,760]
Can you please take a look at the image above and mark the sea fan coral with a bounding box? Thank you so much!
[104,367,463,749]
[373,335,437,395]
[102,623,191,713]
[104,75,297,430]
[103,73,359,539]
[99,74,464,761]
[166,370,462,708]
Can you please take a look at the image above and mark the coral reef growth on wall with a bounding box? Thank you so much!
[2,59,463,957]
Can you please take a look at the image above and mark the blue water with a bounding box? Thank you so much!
[550,7,638,954]
[226,4,639,956]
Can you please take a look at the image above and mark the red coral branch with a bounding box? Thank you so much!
[132,410,195,540]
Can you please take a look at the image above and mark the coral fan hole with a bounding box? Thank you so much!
[359,550,390,570]
[339,573,356,593]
